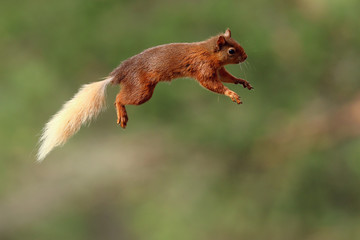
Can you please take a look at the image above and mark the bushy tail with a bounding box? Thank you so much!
[37,77,113,161]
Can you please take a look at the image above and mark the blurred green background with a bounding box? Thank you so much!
[1,0,360,239]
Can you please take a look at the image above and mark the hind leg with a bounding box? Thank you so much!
[115,99,128,128]
[114,80,156,128]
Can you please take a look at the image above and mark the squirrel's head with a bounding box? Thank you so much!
[214,28,247,65]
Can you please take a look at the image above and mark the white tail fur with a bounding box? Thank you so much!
[37,77,113,161]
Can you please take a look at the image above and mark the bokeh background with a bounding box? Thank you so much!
[1,0,360,239]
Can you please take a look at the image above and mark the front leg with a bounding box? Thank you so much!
[218,67,253,90]
[196,72,242,104]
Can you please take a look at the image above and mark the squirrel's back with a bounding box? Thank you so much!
[110,41,214,84]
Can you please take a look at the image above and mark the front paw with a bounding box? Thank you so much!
[242,81,253,90]
[225,90,242,104]
[235,80,253,90]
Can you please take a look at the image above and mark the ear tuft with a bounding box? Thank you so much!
[224,28,231,38]
[217,35,226,50]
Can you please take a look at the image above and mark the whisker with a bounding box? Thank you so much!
[244,61,249,70]
[247,60,255,71]
[239,63,247,79]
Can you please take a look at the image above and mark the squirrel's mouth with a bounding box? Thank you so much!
[237,57,247,64]
[236,56,247,64]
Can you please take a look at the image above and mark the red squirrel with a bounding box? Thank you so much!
[37,28,252,161]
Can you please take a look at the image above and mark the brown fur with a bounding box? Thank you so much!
[110,28,252,128]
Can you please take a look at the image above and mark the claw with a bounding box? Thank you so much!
[231,96,242,104]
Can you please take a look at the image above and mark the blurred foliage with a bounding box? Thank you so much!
[1,0,360,239]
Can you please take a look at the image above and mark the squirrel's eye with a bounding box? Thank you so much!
[228,48,235,55]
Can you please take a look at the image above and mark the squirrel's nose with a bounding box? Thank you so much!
[239,54,247,63]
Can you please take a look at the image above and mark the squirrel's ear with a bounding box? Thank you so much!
[217,35,226,50]
[224,28,231,38]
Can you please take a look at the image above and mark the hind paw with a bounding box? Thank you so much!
[117,115,128,129]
